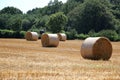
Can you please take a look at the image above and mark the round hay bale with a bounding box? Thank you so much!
[25,32,38,41]
[81,37,112,60]
[41,33,59,47]
[57,33,67,41]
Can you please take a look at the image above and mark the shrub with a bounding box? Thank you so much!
[0,29,14,38]
[65,29,78,40]
[76,34,89,40]
[118,35,120,41]
[0,29,26,38]
[97,30,119,41]
[14,31,26,38]
[20,31,26,38]
[88,30,98,37]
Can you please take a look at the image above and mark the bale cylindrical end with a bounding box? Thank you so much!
[81,37,112,60]
[41,33,59,47]
[57,33,67,41]
[25,32,38,41]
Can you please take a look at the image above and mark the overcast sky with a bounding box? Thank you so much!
[0,0,67,13]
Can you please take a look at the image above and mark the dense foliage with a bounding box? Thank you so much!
[0,0,120,40]
[46,12,68,33]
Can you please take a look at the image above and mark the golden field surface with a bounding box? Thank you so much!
[0,39,120,80]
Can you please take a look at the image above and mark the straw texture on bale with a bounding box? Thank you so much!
[25,32,38,41]
[57,33,67,41]
[81,37,112,60]
[41,33,59,47]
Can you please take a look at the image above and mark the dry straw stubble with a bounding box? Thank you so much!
[81,37,112,60]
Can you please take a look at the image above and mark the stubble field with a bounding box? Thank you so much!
[0,39,120,80]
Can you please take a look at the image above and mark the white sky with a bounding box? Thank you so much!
[0,0,67,13]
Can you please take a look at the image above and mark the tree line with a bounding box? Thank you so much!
[0,0,120,41]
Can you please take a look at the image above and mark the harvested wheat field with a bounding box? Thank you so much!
[0,39,120,80]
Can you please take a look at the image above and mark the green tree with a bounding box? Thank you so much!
[47,0,63,14]
[0,14,12,29]
[35,15,49,29]
[62,0,79,14]
[109,0,120,5]
[22,14,36,31]
[68,0,116,33]
[0,6,23,15]
[7,15,22,31]
[46,12,68,33]
[110,0,120,19]
[22,19,31,31]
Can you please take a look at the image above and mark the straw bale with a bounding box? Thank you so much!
[81,37,112,60]
[25,32,38,41]
[41,33,59,47]
[57,33,67,41]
